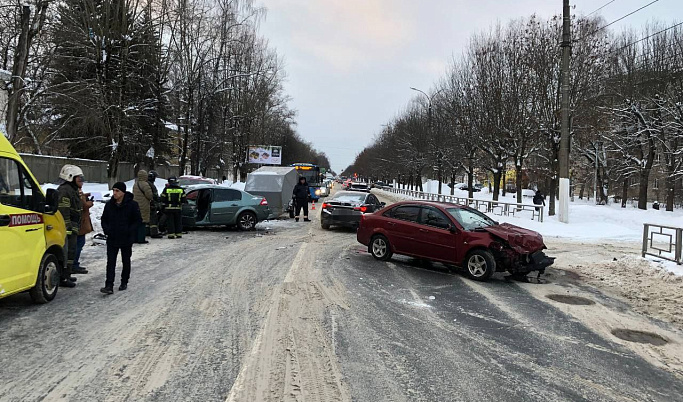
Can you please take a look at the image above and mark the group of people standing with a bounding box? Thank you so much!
[56,164,186,295]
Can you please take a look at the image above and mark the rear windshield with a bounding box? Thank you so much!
[179,178,209,186]
[446,207,496,231]
[330,193,366,203]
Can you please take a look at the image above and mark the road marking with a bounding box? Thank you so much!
[224,242,308,402]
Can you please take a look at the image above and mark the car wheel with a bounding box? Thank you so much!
[321,221,330,230]
[464,249,496,281]
[237,211,257,231]
[370,235,393,261]
[29,254,60,304]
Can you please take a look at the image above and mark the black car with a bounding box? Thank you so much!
[320,191,385,230]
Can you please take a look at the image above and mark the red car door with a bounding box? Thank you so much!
[384,205,422,254]
[414,206,459,263]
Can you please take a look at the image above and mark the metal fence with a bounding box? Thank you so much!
[381,187,545,222]
[642,223,683,265]
[19,153,225,185]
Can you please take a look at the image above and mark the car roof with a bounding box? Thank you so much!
[185,184,241,191]
[330,191,369,198]
[388,200,467,209]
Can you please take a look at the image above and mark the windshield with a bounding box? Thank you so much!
[298,170,322,185]
[446,207,497,231]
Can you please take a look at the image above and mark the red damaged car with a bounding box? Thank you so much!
[356,201,554,281]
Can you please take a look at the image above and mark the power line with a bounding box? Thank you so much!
[607,21,683,56]
[587,0,618,17]
[576,0,661,42]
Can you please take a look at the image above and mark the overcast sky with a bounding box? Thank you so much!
[256,0,681,173]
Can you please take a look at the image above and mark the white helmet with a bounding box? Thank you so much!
[59,164,84,182]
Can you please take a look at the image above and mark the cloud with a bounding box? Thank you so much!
[263,0,416,72]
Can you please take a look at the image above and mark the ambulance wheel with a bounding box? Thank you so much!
[29,254,60,304]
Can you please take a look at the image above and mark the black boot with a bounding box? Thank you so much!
[303,218,311,222]
[68,277,77,282]
[60,279,76,288]
[72,267,88,274]
[118,283,127,291]
[100,286,114,295]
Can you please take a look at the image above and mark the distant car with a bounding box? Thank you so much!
[320,191,385,230]
[356,201,554,281]
[182,185,270,230]
[374,181,388,189]
[348,182,370,192]
[178,175,215,188]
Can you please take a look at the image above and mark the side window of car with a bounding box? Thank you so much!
[391,206,420,222]
[419,207,451,229]
[215,189,242,202]
[0,157,24,209]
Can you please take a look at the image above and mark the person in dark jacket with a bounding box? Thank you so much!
[533,190,546,211]
[161,176,186,238]
[292,176,310,222]
[100,182,142,294]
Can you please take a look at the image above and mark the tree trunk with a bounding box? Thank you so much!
[492,170,501,201]
[515,162,523,204]
[450,171,456,195]
[416,171,423,192]
[622,179,628,208]
[666,174,675,212]
[638,168,650,210]
[501,170,506,196]
[548,176,557,216]
[579,183,584,200]
[467,171,474,199]
[5,6,30,143]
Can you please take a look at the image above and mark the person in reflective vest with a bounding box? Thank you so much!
[161,176,186,239]
[57,164,85,287]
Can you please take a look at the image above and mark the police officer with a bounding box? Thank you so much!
[161,176,186,239]
[57,164,86,287]
[147,170,162,238]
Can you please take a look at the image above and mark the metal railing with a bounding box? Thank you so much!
[380,187,545,222]
[642,223,683,264]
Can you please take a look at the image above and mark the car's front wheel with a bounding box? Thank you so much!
[237,211,257,231]
[29,254,60,304]
[370,235,393,261]
[464,249,496,281]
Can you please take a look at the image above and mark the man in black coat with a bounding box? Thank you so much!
[100,182,142,294]
[533,190,546,212]
[292,176,310,222]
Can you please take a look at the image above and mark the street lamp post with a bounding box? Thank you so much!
[410,87,444,195]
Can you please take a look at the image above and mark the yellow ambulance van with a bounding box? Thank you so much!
[0,134,66,303]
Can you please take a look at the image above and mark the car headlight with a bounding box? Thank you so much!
[315,189,321,195]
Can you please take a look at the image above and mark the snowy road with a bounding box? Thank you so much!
[1,190,683,401]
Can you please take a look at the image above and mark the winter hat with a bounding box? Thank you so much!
[112,182,127,192]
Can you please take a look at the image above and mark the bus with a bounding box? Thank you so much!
[291,163,326,201]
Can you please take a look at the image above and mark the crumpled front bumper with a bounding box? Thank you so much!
[529,250,555,272]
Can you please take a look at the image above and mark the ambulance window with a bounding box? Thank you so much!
[0,157,23,209]
[19,165,43,212]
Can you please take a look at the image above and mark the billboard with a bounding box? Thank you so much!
[247,145,282,165]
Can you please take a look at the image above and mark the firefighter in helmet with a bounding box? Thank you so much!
[57,164,87,287]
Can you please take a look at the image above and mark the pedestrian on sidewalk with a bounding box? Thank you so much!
[57,164,85,287]
[292,176,310,222]
[73,181,94,275]
[133,169,153,244]
[533,190,546,212]
[100,182,141,294]
[161,176,186,238]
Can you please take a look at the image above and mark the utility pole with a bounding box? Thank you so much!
[558,0,571,223]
